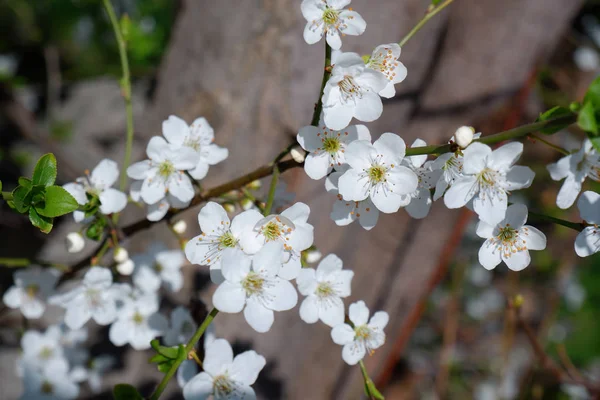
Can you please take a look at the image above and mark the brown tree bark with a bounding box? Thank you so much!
[142,0,583,398]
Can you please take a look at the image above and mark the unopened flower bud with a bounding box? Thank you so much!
[117,258,135,275]
[223,203,236,213]
[65,232,85,254]
[291,147,306,163]
[305,249,322,264]
[455,126,475,149]
[113,247,129,263]
[172,220,187,234]
[247,180,261,190]
[241,199,254,211]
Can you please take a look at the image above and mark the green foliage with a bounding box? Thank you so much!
[431,0,443,5]
[536,106,575,134]
[577,76,600,151]
[113,384,143,400]
[149,339,187,374]
[85,217,106,241]
[5,153,79,233]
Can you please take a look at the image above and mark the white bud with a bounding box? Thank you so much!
[172,220,187,234]
[291,147,306,163]
[454,126,475,149]
[113,247,129,263]
[223,203,236,213]
[116,258,135,275]
[241,199,254,211]
[65,232,85,254]
[305,249,322,264]
[247,180,261,190]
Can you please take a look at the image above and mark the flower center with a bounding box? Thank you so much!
[322,137,341,155]
[497,226,516,242]
[476,167,498,188]
[39,346,53,360]
[86,288,102,308]
[367,48,399,81]
[354,325,372,341]
[491,224,529,258]
[262,221,283,241]
[218,231,238,248]
[158,160,175,178]
[338,75,363,102]
[322,7,339,25]
[183,137,201,152]
[213,375,235,396]
[242,272,265,295]
[132,312,144,325]
[25,284,39,299]
[368,165,387,184]
[154,262,164,273]
[316,282,335,298]
[41,381,54,394]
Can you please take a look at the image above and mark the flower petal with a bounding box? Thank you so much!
[444,176,477,209]
[182,372,213,400]
[203,338,234,376]
[490,142,523,171]
[578,190,600,223]
[478,240,502,270]
[244,297,275,333]
[299,296,320,324]
[331,323,355,345]
[99,188,127,215]
[263,278,297,312]
[369,311,389,330]
[463,143,492,174]
[90,159,120,189]
[502,250,531,271]
[198,202,230,232]
[168,174,195,202]
[162,115,189,146]
[342,341,366,365]
[373,132,406,163]
[230,351,266,385]
[304,152,332,180]
[349,300,369,326]
[524,225,546,251]
[353,91,383,123]
[575,226,600,257]
[338,169,369,201]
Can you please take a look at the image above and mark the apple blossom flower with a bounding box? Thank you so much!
[547,139,600,209]
[49,267,119,330]
[132,243,186,293]
[325,167,379,230]
[238,202,314,280]
[300,0,366,50]
[108,293,168,350]
[185,202,263,282]
[19,329,65,371]
[45,323,88,367]
[403,139,442,219]
[297,254,353,327]
[365,43,407,98]
[212,243,298,333]
[162,115,228,180]
[3,266,58,319]
[129,179,191,221]
[476,204,546,271]
[322,51,389,130]
[575,190,600,257]
[20,359,79,400]
[63,159,127,222]
[163,306,197,346]
[297,122,371,179]
[331,301,389,365]
[126,136,198,206]
[183,338,266,400]
[443,142,535,224]
[338,133,419,213]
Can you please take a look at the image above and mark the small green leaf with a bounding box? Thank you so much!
[35,186,79,218]
[12,185,32,213]
[536,106,574,134]
[365,380,385,400]
[157,361,173,373]
[584,75,600,107]
[18,177,32,188]
[29,207,53,233]
[150,339,180,359]
[149,353,169,364]
[431,0,442,5]
[32,153,57,187]
[578,101,598,134]
[86,218,106,241]
[113,384,144,400]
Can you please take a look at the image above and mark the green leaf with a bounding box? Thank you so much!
[32,153,57,187]
[86,217,106,241]
[584,75,600,107]
[12,185,32,213]
[35,186,79,218]
[150,339,180,359]
[431,0,443,5]
[113,384,144,400]
[149,353,169,364]
[578,101,598,135]
[157,361,173,373]
[536,106,574,134]
[29,207,53,234]
[18,177,32,188]
[590,137,600,154]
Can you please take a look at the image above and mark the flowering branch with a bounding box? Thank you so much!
[149,307,220,400]
[398,0,455,47]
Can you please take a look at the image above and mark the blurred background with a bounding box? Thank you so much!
[1,0,600,399]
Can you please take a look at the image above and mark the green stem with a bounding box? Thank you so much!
[359,360,382,400]
[530,134,570,156]
[91,237,111,266]
[404,114,577,156]
[0,257,69,271]
[263,166,280,216]
[102,0,134,193]
[399,0,455,47]
[149,308,219,400]
[527,210,584,232]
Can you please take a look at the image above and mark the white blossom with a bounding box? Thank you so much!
[3,266,58,319]
[547,139,600,209]
[20,359,79,400]
[212,243,298,333]
[129,179,191,222]
[403,139,442,219]
[185,202,262,282]
[183,338,266,400]
[575,190,600,257]
[49,267,119,330]
[322,51,388,130]
[301,0,366,50]
[365,43,407,98]
[162,115,228,180]
[132,243,186,293]
[338,133,419,213]
[65,232,85,254]
[163,306,197,347]
[331,301,388,365]
[63,159,127,222]
[444,142,535,224]
[476,204,546,271]
[297,254,353,327]
[20,329,65,371]
[297,122,371,179]
[108,293,168,350]
[238,202,314,280]
[127,136,198,206]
